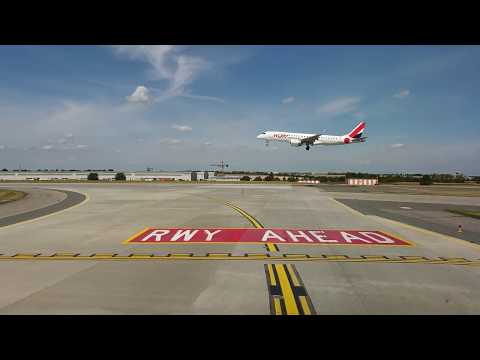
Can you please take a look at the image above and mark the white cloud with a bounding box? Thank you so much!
[114,46,210,100]
[126,86,152,103]
[167,55,207,97]
[317,97,360,116]
[3,93,477,174]
[391,143,405,148]
[172,124,192,132]
[393,89,410,99]
[57,133,74,144]
[39,143,88,151]
[179,93,225,103]
[282,96,295,104]
[114,45,177,80]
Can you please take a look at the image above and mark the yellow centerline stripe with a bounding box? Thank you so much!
[206,195,283,253]
[191,194,286,254]
[286,264,301,287]
[228,204,263,229]
[223,201,283,253]
[274,264,300,315]
[267,263,276,286]
[299,296,312,315]
[0,253,479,265]
[266,244,278,252]
[196,195,263,228]
[128,254,153,259]
[273,297,283,315]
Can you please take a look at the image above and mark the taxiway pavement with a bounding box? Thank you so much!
[0,183,479,314]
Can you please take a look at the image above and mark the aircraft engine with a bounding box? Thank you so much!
[289,139,302,147]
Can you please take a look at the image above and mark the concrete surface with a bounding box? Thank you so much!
[0,183,479,314]
[335,199,480,245]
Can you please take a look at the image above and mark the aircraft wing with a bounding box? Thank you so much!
[300,134,320,145]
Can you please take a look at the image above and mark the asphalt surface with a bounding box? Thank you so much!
[0,187,67,218]
[0,183,479,314]
[335,199,480,245]
[0,188,86,227]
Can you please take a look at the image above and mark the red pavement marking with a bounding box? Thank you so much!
[124,228,412,246]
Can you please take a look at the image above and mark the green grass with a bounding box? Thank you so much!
[0,189,26,204]
[446,209,480,220]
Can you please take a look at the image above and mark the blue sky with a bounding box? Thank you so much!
[0,45,479,174]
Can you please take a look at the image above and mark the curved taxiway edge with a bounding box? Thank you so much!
[0,189,87,228]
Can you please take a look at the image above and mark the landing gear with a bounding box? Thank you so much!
[265,141,269,147]
[306,145,310,151]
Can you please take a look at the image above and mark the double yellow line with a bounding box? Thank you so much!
[223,202,278,252]
[224,201,264,228]
[2,253,479,266]
[197,194,315,315]
[200,195,279,252]
[265,263,316,315]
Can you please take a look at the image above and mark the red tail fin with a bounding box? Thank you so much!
[348,121,365,139]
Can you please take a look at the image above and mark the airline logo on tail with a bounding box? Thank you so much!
[257,120,367,150]
[348,121,365,139]
[344,121,366,144]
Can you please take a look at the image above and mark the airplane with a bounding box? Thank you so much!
[256,121,367,151]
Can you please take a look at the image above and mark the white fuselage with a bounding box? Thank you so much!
[256,121,366,150]
[258,132,346,146]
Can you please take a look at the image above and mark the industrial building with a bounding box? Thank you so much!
[347,178,378,186]
[0,171,216,182]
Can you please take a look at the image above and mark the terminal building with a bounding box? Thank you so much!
[0,171,216,182]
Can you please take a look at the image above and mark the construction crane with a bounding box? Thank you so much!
[210,160,229,171]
